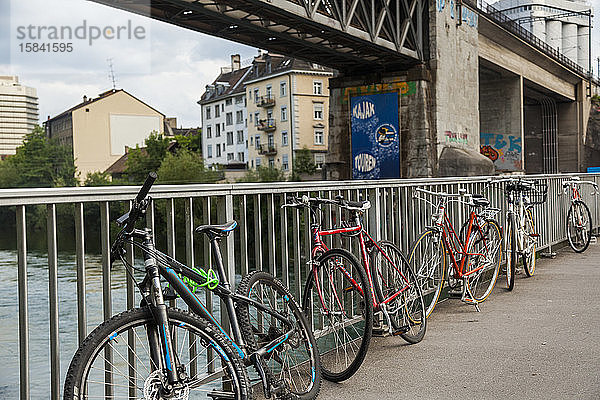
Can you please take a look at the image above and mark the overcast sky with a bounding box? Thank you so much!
[0,0,598,129]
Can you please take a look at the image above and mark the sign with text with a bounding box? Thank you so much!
[351,93,400,179]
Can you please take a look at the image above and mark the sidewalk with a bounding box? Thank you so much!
[318,243,600,399]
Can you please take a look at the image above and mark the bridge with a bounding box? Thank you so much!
[2,173,599,399]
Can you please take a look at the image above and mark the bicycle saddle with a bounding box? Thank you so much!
[195,220,238,237]
[470,194,489,207]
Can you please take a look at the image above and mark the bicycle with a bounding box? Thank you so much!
[489,177,547,290]
[409,188,502,315]
[64,172,322,400]
[283,195,426,382]
[561,177,598,253]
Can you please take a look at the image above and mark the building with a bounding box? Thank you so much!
[0,76,38,157]
[198,55,251,171]
[45,89,165,178]
[245,53,333,175]
[493,0,592,69]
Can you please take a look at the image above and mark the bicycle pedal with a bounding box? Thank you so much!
[529,233,540,238]
[343,286,355,293]
[447,289,463,298]
[392,325,410,336]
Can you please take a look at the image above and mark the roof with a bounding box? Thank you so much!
[105,141,179,174]
[198,66,252,105]
[46,89,164,124]
[244,53,334,84]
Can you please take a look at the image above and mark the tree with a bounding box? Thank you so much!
[238,166,286,183]
[174,129,202,153]
[0,126,77,188]
[84,171,112,186]
[291,147,317,181]
[125,131,171,182]
[157,149,222,184]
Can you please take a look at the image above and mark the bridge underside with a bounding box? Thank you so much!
[91,0,426,74]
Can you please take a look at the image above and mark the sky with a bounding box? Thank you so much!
[0,0,598,129]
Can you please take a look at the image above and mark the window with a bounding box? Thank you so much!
[227,131,234,145]
[280,81,287,97]
[313,80,323,95]
[236,110,243,124]
[255,158,261,167]
[216,145,222,157]
[315,154,325,169]
[255,135,261,148]
[266,85,272,99]
[205,107,211,120]
[314,103,323,120]
[207,145,213,158]
[237,130,244,144]
[282,154,289,171]
[222,143,226,151]
[281,107,287,121]
[254,112,260,126]
[282,131,288,147]
[216,124,221,137]
[227,152,234,161]
[254,88,259,103]
[238,152,245,162]
[314,129,324,145]
[226,112,233,126]
[249,114,252,122]
[268,158,275,168]
[225,98,232,106]
[268,134,274,147]
[250,136,254,146]
[267,110,273,120]
[206,126,212,138]
[235,96,244,104]
[221,104,224,112]
[214,105,220,118]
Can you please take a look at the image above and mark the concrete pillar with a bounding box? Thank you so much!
[546,20,562,53]
[532,20,546,42]
[562,23,578,62]
[578,25,589,71]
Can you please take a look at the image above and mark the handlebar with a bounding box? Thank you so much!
[136,171,157,203]
[413,187,468,198]
[122,172,157,233]
[282,194,370,211]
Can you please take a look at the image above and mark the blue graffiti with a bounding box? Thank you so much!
[437,0,445,12]
[494,135,507,149]
[480,132,494,146]
[508,135,521,152]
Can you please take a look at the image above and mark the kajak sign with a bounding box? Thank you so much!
[351,93,400,179]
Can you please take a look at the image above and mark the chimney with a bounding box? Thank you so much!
[231,54,241,71]
[83,95,87,103]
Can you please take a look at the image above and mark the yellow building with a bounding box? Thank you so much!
[45,89,164,179]
[245,54,333,174]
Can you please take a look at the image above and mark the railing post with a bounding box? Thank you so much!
[47,204,60,400]
[100,201,113,398]
[74,203,86,344]
[16,205,29,400]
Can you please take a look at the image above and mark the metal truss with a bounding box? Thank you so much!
[90,0,427,73]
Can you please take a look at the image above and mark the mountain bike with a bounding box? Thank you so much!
[283,195,426,382]
[64,172,321,400]
[561,177,598,253]
[409,188,502,315]
[489,177,547,290]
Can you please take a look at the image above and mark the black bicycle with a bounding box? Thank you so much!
[64,172,321,400]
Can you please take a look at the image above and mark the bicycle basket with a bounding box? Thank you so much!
[524,181,548,205]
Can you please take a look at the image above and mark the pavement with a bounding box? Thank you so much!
[318,242,600,400]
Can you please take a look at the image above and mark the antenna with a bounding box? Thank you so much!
[107,58,117,90]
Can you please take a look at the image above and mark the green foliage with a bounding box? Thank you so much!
[157,149,222,184]
[0,126,77,188]
[125,131,170,183]
[84,171,112,186]
[592,94,600,103]
[174,129,202,153]
[238,166,286,183]
[293,147,317,175]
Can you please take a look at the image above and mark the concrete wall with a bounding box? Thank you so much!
[523,103,543,174]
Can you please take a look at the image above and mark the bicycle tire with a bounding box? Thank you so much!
[464,219,502,303]
[523,209,538,276]
[408,229,446,318]
[566,201,592,253]
[370,240,426,344]
[301,248,373,382]
[64,307,251,400]
[236,270,321,400]
[506,215,516,291]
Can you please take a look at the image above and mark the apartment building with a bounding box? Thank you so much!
[245,53,333,175]
[0,76,38,157]
[199,55,251,170]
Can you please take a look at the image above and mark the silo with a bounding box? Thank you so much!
[577,25,589,70]
[562,23,578,62]
[546,20,562,52]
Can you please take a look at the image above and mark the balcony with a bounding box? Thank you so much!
[258,143,277,155]
[257,118,276,132]
[258,95,275,107]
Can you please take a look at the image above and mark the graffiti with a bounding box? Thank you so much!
[444,130,469,145]
[342,80,415,105]
[437,0,478,28]
[480,132,522,171]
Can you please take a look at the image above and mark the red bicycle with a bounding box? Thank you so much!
[283,195,426,382]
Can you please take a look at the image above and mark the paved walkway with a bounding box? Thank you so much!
[318,243,600,400]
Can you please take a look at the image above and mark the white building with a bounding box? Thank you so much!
[0,76,38,157]
[493,0,592,70]
[198,55,251,172]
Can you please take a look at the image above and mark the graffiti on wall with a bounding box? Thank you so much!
[342,81,415,105]
[444,130,469,145]
[480,132,522,171]
[437,0,478,28]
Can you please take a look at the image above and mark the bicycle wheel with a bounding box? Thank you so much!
[566,201,592,253]
[408,229,446,318]
[301,248,373,382]
[64,307,251,400]
[236,271,321,400]
[371,240,426,344]
[523,209,538,276]
[465,219,502,303]
[505,215,516,291]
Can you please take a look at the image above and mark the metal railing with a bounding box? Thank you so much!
[3,173,599,399]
